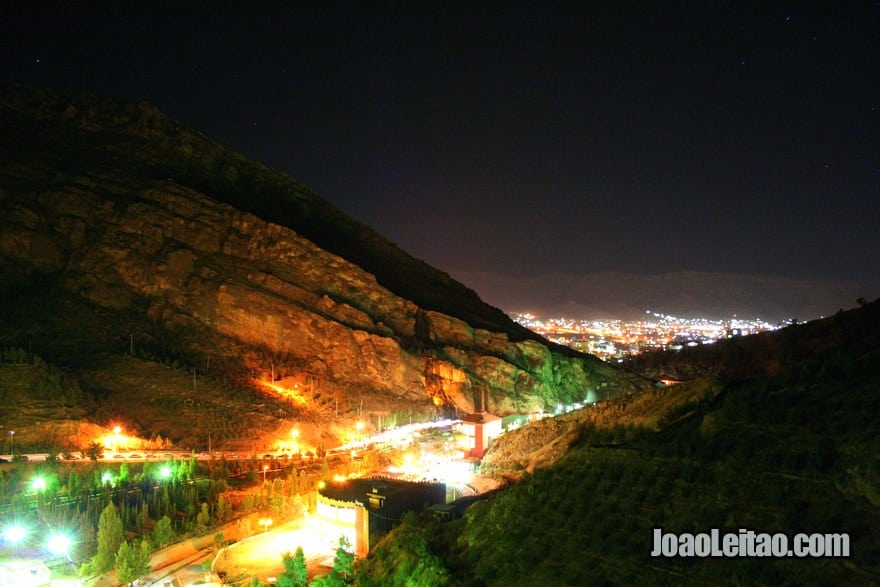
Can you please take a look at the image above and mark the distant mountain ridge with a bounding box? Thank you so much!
[451,269,877,322]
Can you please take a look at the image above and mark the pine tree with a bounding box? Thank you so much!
[196,502,211,531]
[152,515,175,548]
[331,535,354,582]
[311,536,354,586]
[115,539,152,584]
[90,501,124,573]
[277,547,308,587]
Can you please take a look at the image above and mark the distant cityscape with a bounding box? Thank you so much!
[512,311,787,362]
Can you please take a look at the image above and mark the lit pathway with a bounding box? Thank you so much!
[212,516,334,583]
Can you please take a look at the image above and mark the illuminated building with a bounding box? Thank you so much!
[317,478,445,557]
[459,412,502,458]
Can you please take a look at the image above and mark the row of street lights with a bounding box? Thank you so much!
[2,523,73,561]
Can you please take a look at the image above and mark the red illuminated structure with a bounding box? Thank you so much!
[460,412,502,458]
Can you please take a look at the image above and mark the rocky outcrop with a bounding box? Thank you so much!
[0,86,651,415]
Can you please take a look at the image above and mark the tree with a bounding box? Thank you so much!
[196,502,211,531]
[216,495,232,523]
[332,536,354,581]
[115,539,152,584]
[91,502,124,573]
[312,535,354,586]
[68,468,83,499]
[85,441,105,461]
[152,515,175,548]
[45,448,61,465]
[277,547,308,587]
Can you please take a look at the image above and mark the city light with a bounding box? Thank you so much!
[512,311,780,361]
[31,476,46,492]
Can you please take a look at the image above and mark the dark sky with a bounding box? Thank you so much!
[2,2,878,284]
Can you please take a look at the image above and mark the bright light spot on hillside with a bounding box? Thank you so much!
[257,379,308,405]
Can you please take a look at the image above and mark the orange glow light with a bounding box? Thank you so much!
[258,379,308,405]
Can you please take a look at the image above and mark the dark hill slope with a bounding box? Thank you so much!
[0,84,550,349]
[624,297,880,381]
[357,303,880,586]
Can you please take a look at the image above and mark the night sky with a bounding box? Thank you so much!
[2,3,878,286]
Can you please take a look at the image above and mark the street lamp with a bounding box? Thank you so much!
[291,428,300,453]
[47,533,73,562]
[31,476,46,492]
[3,524,26,545]
[8,430,13,456]
[258,518,273,533]
[262,464,269,482]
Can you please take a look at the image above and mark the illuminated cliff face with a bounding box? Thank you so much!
[0,87,651,419]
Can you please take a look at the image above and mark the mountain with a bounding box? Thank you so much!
[357,300,880,586]
[451,269,877,322]
[0,85,649,450]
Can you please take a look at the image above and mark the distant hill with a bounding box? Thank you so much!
[452,269,877,322]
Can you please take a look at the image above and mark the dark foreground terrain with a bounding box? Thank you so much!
[357,301,880,586]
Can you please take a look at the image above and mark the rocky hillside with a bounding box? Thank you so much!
[0,85,649,446]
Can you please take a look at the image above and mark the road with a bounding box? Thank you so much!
[212,516,335,583]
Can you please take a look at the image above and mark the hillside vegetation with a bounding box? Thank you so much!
[357,301,880,585]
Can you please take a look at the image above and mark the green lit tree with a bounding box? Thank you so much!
[196,502,211,531]
[277,547,308,587]
[115,539,152,584]
[90,502,124,573]
[152,515,175,548]
[312,536,354,586]
[331,535,354,582]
